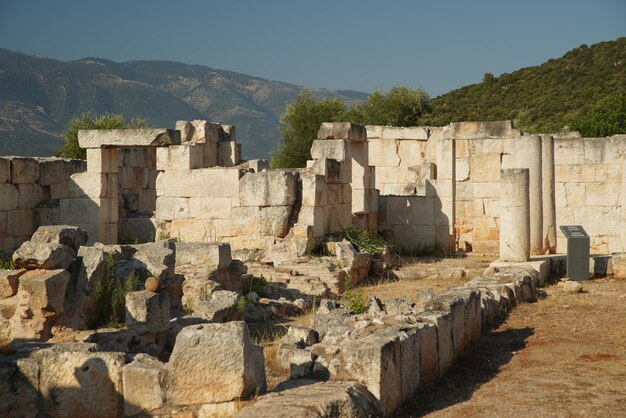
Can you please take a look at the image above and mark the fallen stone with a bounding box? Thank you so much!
[123,354,166,416]
[166,322,266,405]
[235,380,382,418]
[78,128,181,148]
[563,280,583,294]
[317,299,338,314]
[12,241,76,270]
[196,290,241,322]
[30,225,88,251]
[125,290,170,335]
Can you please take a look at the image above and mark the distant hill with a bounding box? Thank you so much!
[428,37,626,133]
[0,49,367,158]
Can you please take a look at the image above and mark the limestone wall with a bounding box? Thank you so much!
[554,135,626,253]
[0,157,86,251]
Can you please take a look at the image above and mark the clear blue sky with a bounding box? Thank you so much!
[0,0,624,96]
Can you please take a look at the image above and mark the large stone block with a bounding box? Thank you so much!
[239,172,269,206]
[86,148,118,173]
[7,209,35,237]
[382,126,429,140]
[0,183,18,212]
[126,290,170,335]
[12,241,76,270]
[155,197,190,221]
[189,196,232,219]
[68,172,109,198]
[235,380,382,418]
[10,157,39,184]
[300,173,326,207]
[37,348,125,418]
[166,322,266,405]
[15,269,70,313]
[78,128,181,148]
[453,121,519,139]
[156,144,203,171]
[0,358,41,417]
[419,310,454,376]
[38,159,72,186]
[368,139,400,167]
[317,122,366,142]
[17,183,44,209]
[310,140,348,161]
[170,219,223,243]
[158,168,242,198]
[260,206,292,237]
[123,354,166,416]
[0,158,10,183]
[218,140,240,166]
[268,170,297,206]
[31,225,88,251]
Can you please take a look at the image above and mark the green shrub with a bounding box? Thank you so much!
[236,296,247,314]
[248,275,271,298]
[92,257,141,328]
[339,224,388,255]
[0,258,15,270]
[342,279,367,314]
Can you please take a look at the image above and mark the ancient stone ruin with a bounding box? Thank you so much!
[0,120,624,416]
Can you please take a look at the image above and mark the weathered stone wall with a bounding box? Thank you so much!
[0,157,86,251]
[554,134,626,253]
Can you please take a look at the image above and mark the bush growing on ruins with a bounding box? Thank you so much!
[58,112,150,159]
[92,257,141,328]
[339,224,388,255]
[573,93,626,137]
[342,278,366,314]
[271,92,347,168]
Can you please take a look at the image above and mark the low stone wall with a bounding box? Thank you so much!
[0,157,86,251]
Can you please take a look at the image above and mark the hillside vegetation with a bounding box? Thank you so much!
[428,38,626,133]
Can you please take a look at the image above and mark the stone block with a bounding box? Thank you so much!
[301,173,326,207]
[0,183,18,210]
[166,322,266,405]
[189,197,232,219]
[453,121,519,140]
[68,172,108,198]
[49,181,70,199]
[317,122,366,142]
[158,168,242,198]
[368,139,400,167]
[420,310,454,376]
[12,241,76,270]
[86,148,118,173]
[0,158,10,183]
[310,139,348,161]
[394,225,436,247]
[235,380,382,418]
[155,197,190,221]
[78,128,181,148]
[16,269,70,313]
[268,170,297,206]
[38,159,71,186]
[0,358,41,417]
[126,290,170,335]
[10,157,39,183]
[189,120,223,143]
[156,144,203,170]
[7,209,35,237]
[585,183,620,207]
[60,197,116,224]
[382,126,429,140]
[176,120,193,140]
[239,172,268,206]
[231,207,260,236]
[416,322,438,385]
[218,140,239,166]
[260,206,291,237]
[170,219,222,243]
[38,348,125,418]
[123,354,166,416]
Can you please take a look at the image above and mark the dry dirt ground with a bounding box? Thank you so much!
[396,276,626,417]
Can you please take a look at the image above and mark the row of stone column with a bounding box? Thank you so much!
[499,135,556,262]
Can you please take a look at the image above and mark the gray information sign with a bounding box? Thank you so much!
[559,225,589,281]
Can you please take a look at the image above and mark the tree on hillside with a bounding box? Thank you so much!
[573,93,626,137]
[270,92,346,168]
[347,86,431,127]
[58,112,150,160]
[271,86,431,168]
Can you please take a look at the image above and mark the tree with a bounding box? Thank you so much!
[271,87,431,168]
[270,92,346,168]
[573,93,626,137]
[58,112,150,159]
[347,86,431,127]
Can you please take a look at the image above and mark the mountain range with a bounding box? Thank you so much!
[0,49,367,158]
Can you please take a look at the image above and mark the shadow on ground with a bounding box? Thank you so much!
[395,326,535,417]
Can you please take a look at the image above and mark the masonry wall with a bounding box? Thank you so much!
[554,135,626,254]
[0,157,86,251]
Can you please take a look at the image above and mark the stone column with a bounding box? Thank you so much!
[499,168,530,262]
[541,135,557,254]
[509,135,543,254]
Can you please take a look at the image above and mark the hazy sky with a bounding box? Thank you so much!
[0,0,624,96]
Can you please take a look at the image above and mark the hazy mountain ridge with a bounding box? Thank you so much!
[0,49,367,157]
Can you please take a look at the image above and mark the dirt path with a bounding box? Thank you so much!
[396,277,626,417]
